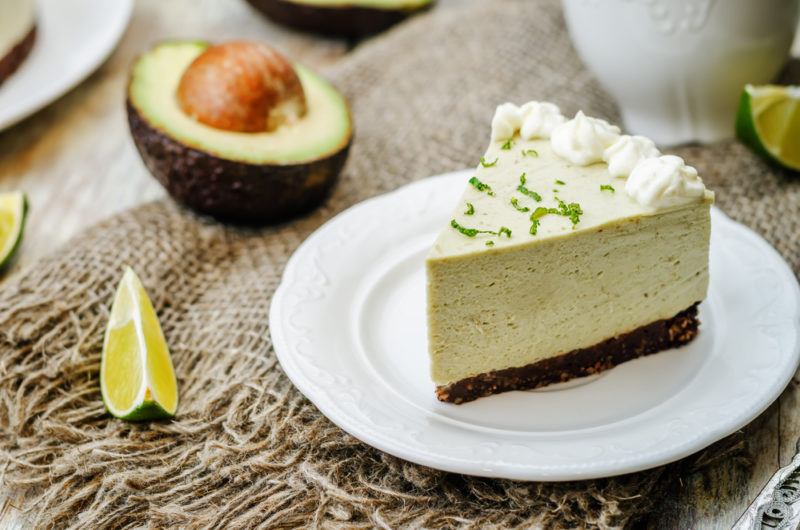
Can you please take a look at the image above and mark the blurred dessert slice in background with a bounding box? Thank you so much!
[0,0,35,87]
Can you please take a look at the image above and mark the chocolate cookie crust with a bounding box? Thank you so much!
[0,25,36,87]
[436,303,700,404]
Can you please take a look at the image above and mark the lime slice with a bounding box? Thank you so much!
[101,267,178,421]
[736,84,800,171]
[0,191,28,272]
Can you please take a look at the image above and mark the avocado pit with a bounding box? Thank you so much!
[177,41,307,133]
[126,40,352,224]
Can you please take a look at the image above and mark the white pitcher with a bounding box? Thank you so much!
[562,0,799,145]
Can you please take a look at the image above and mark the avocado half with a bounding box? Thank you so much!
[126,41,352,224]
[246,0,434,37]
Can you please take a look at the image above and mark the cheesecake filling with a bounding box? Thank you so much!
[427,203,710,386]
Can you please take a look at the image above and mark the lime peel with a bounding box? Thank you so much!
[101,267,178,421]
[0,191,28,272]
[736,84,800,171]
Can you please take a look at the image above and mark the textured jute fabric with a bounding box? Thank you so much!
[1,0,798,528]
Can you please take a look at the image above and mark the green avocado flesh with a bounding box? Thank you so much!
[129,41,352,166]
[286,0,431,8]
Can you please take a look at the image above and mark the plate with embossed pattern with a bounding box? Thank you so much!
[270,169,800,481]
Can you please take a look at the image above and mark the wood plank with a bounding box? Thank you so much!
[779,374,800,466]
[645,401,782,527]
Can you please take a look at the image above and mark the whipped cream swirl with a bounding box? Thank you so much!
[603,135,660,178]
[626,155,706,208]
[490,101,566,141]
[519,101,566,140]
[550,111,620,166]
[490,103,523,141]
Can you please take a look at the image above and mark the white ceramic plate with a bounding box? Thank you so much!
[0,0,133,131]
[270,169,800,481]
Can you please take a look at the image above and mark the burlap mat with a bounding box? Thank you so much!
[1,0,798,527]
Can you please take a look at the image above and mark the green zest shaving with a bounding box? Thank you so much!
[450,219,512,239]
[522,149,539,157]
[501,139,513,150]
[517,172,542,202]
[600,184,615,193]
[485,240,495,247]
[526,200,583,236]
[480,156,498,167]
[468,176,495,196]
[464,202,475,215]
[528,207,550,235]
[450,219,493,237]
[510,197,530,212]
[556,198,583,227]
[531,207,549,220]
[555,179,566,185]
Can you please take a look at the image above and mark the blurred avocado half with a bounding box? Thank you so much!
[245,0,435,38]
[126,40,352,224]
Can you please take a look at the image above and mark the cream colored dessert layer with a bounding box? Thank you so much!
[0,0,34,56]
[426,137,712,386]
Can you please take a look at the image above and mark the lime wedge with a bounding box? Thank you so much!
[101,267,178,421]
[736,84,800,171]
[0,191,28,272]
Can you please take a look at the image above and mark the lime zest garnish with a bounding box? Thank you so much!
[450,219,511,239]
[517,173,542,202]
[510,197,530,212]
[468,176,495,196]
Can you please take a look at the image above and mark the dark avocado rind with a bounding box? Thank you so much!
[127,99,351,224]
[105,397,175,422]
[0,25,36,87]
[246,0,434,38]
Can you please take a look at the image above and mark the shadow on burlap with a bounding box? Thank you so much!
[1,0,798,527]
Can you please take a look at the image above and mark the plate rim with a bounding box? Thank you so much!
[270,169,800,481]
[0,0,133,131]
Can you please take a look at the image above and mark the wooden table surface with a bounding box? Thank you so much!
[0,1,797,528]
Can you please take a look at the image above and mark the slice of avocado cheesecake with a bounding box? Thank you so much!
[427,102,713,404]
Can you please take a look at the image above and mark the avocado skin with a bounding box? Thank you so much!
[245,0,433,38]
[127,99,351,225]
[0,25,36,87]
